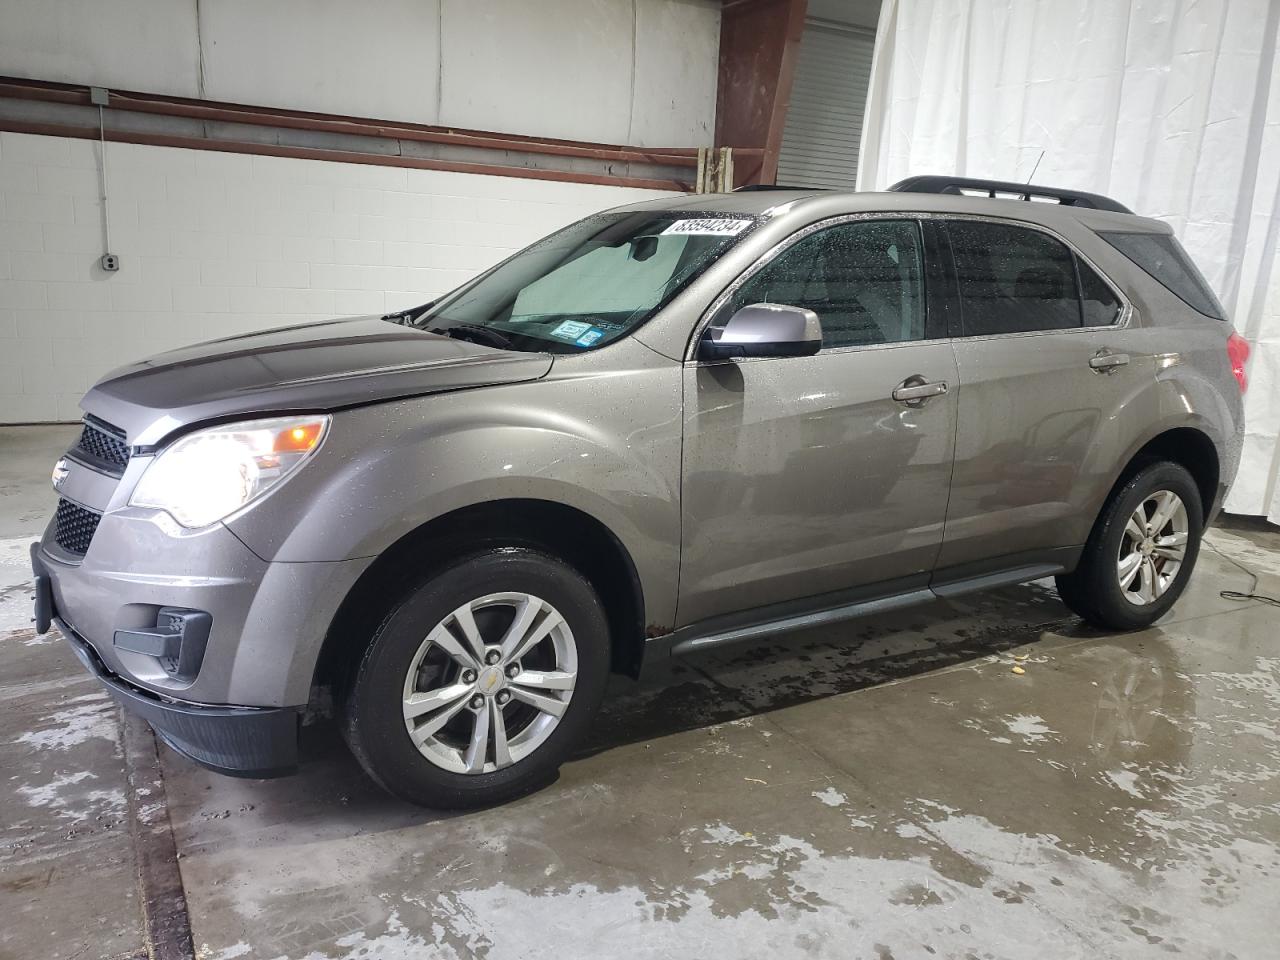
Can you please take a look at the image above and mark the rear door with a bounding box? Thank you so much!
[935,218,1154,574]
[677,216,959,626]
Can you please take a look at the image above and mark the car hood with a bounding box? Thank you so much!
[82,316,554,446]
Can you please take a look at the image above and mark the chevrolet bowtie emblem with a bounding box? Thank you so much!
[51,458,70,490]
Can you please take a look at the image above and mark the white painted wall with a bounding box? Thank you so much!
[198,0,442,124]
[0,132,671,422]
[0,0,201,97]
[0,0,720,146]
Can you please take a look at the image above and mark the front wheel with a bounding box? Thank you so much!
[1055,461,1203,631]
[341,547,610,808]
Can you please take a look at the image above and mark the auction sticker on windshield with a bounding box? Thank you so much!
[550,319,594,340]
[660,218,752,237]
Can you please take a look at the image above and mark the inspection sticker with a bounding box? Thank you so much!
[550,319,593,340]
[575,328,605,347]
[661,218,752,237]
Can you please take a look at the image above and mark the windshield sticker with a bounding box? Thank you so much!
[575,328,604,347]
[661,218,752,237]
[550,319,593,340]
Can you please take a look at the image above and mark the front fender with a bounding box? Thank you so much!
[225,355,684,626]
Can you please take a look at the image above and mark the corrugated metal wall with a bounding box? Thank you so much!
[776,20,875,190]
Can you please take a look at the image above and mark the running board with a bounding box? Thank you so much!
[671,589,935,656]
[931,563,1063,598]
[667,562,1065,658]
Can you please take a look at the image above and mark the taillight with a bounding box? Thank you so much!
[1227,331,1250,393]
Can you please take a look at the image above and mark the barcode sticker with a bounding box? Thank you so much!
[660,218,752,237]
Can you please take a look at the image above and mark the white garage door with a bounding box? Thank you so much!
[777,20,875,190]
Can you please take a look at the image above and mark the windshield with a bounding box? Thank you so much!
[412,211,759,352]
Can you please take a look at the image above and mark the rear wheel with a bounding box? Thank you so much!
[1055,462,1203,630]
[342,547,609,808]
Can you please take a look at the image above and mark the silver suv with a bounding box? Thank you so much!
[31,176,1248,808]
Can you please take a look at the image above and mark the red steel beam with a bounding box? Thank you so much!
[0,76,706,166]
[0,119,694,192]
[0,76,767,191]
[714,0,808,185]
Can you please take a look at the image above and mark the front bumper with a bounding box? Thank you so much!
[35,507,370,706]
[55,613,299,778]
[33,543,302,777]
[31,509,371,778]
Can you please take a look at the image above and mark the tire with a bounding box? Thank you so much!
[341,547,610,809]
[1055,461,1203,630]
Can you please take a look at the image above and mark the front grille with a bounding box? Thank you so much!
[54,498,102,555]
[74,418,130,472]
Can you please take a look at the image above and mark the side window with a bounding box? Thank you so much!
[721,219,926,349]
[947,221,1081,335]
[1078,259,1121,327]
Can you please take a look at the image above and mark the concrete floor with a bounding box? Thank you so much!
[2,426,143,960]
[2,424,1279,959]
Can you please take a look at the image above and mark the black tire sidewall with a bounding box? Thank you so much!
[343,547,610,808]
[1077,462,1204,629]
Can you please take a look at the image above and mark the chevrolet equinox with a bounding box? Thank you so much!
[31,175,1248,808]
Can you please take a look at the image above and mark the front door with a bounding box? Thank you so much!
[934,218,1155,573]
[677,217,958,626]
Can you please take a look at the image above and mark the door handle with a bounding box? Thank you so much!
[892,376,948,406]
[1089,350,1130,373]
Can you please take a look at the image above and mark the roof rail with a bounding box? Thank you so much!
[887,175,1133,215]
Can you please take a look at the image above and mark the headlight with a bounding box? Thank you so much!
[130,415,329,528]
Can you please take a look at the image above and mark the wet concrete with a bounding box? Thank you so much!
[0,628,144,960]
[163,532,1280,960]
[2,426,145,960]
[2,425,1278,959]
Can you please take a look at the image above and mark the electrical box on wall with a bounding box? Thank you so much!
[100,253,119,272]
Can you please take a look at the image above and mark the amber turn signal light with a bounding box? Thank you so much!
[273,421,325,453]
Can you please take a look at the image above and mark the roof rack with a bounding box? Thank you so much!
[887,175,1133,215]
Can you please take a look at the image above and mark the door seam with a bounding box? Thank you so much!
[929,336,963,582]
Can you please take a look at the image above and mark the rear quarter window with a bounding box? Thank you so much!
[1098,231,1225,320]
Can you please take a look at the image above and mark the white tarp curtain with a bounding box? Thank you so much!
[858,0,1280,522]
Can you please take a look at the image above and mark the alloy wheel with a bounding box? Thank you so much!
[401,592,577,774]
[1116,489,1189,606]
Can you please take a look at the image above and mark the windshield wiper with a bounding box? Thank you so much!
[427,323,514,350]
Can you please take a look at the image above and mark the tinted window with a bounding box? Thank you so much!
[1078,259,1121,327]
[948,222,1081,335]
[1099,231,1225,319]
[722,219,926,349]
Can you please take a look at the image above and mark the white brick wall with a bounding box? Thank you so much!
[0,132,671,423]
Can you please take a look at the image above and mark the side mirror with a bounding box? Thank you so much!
[698,303,823,361]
